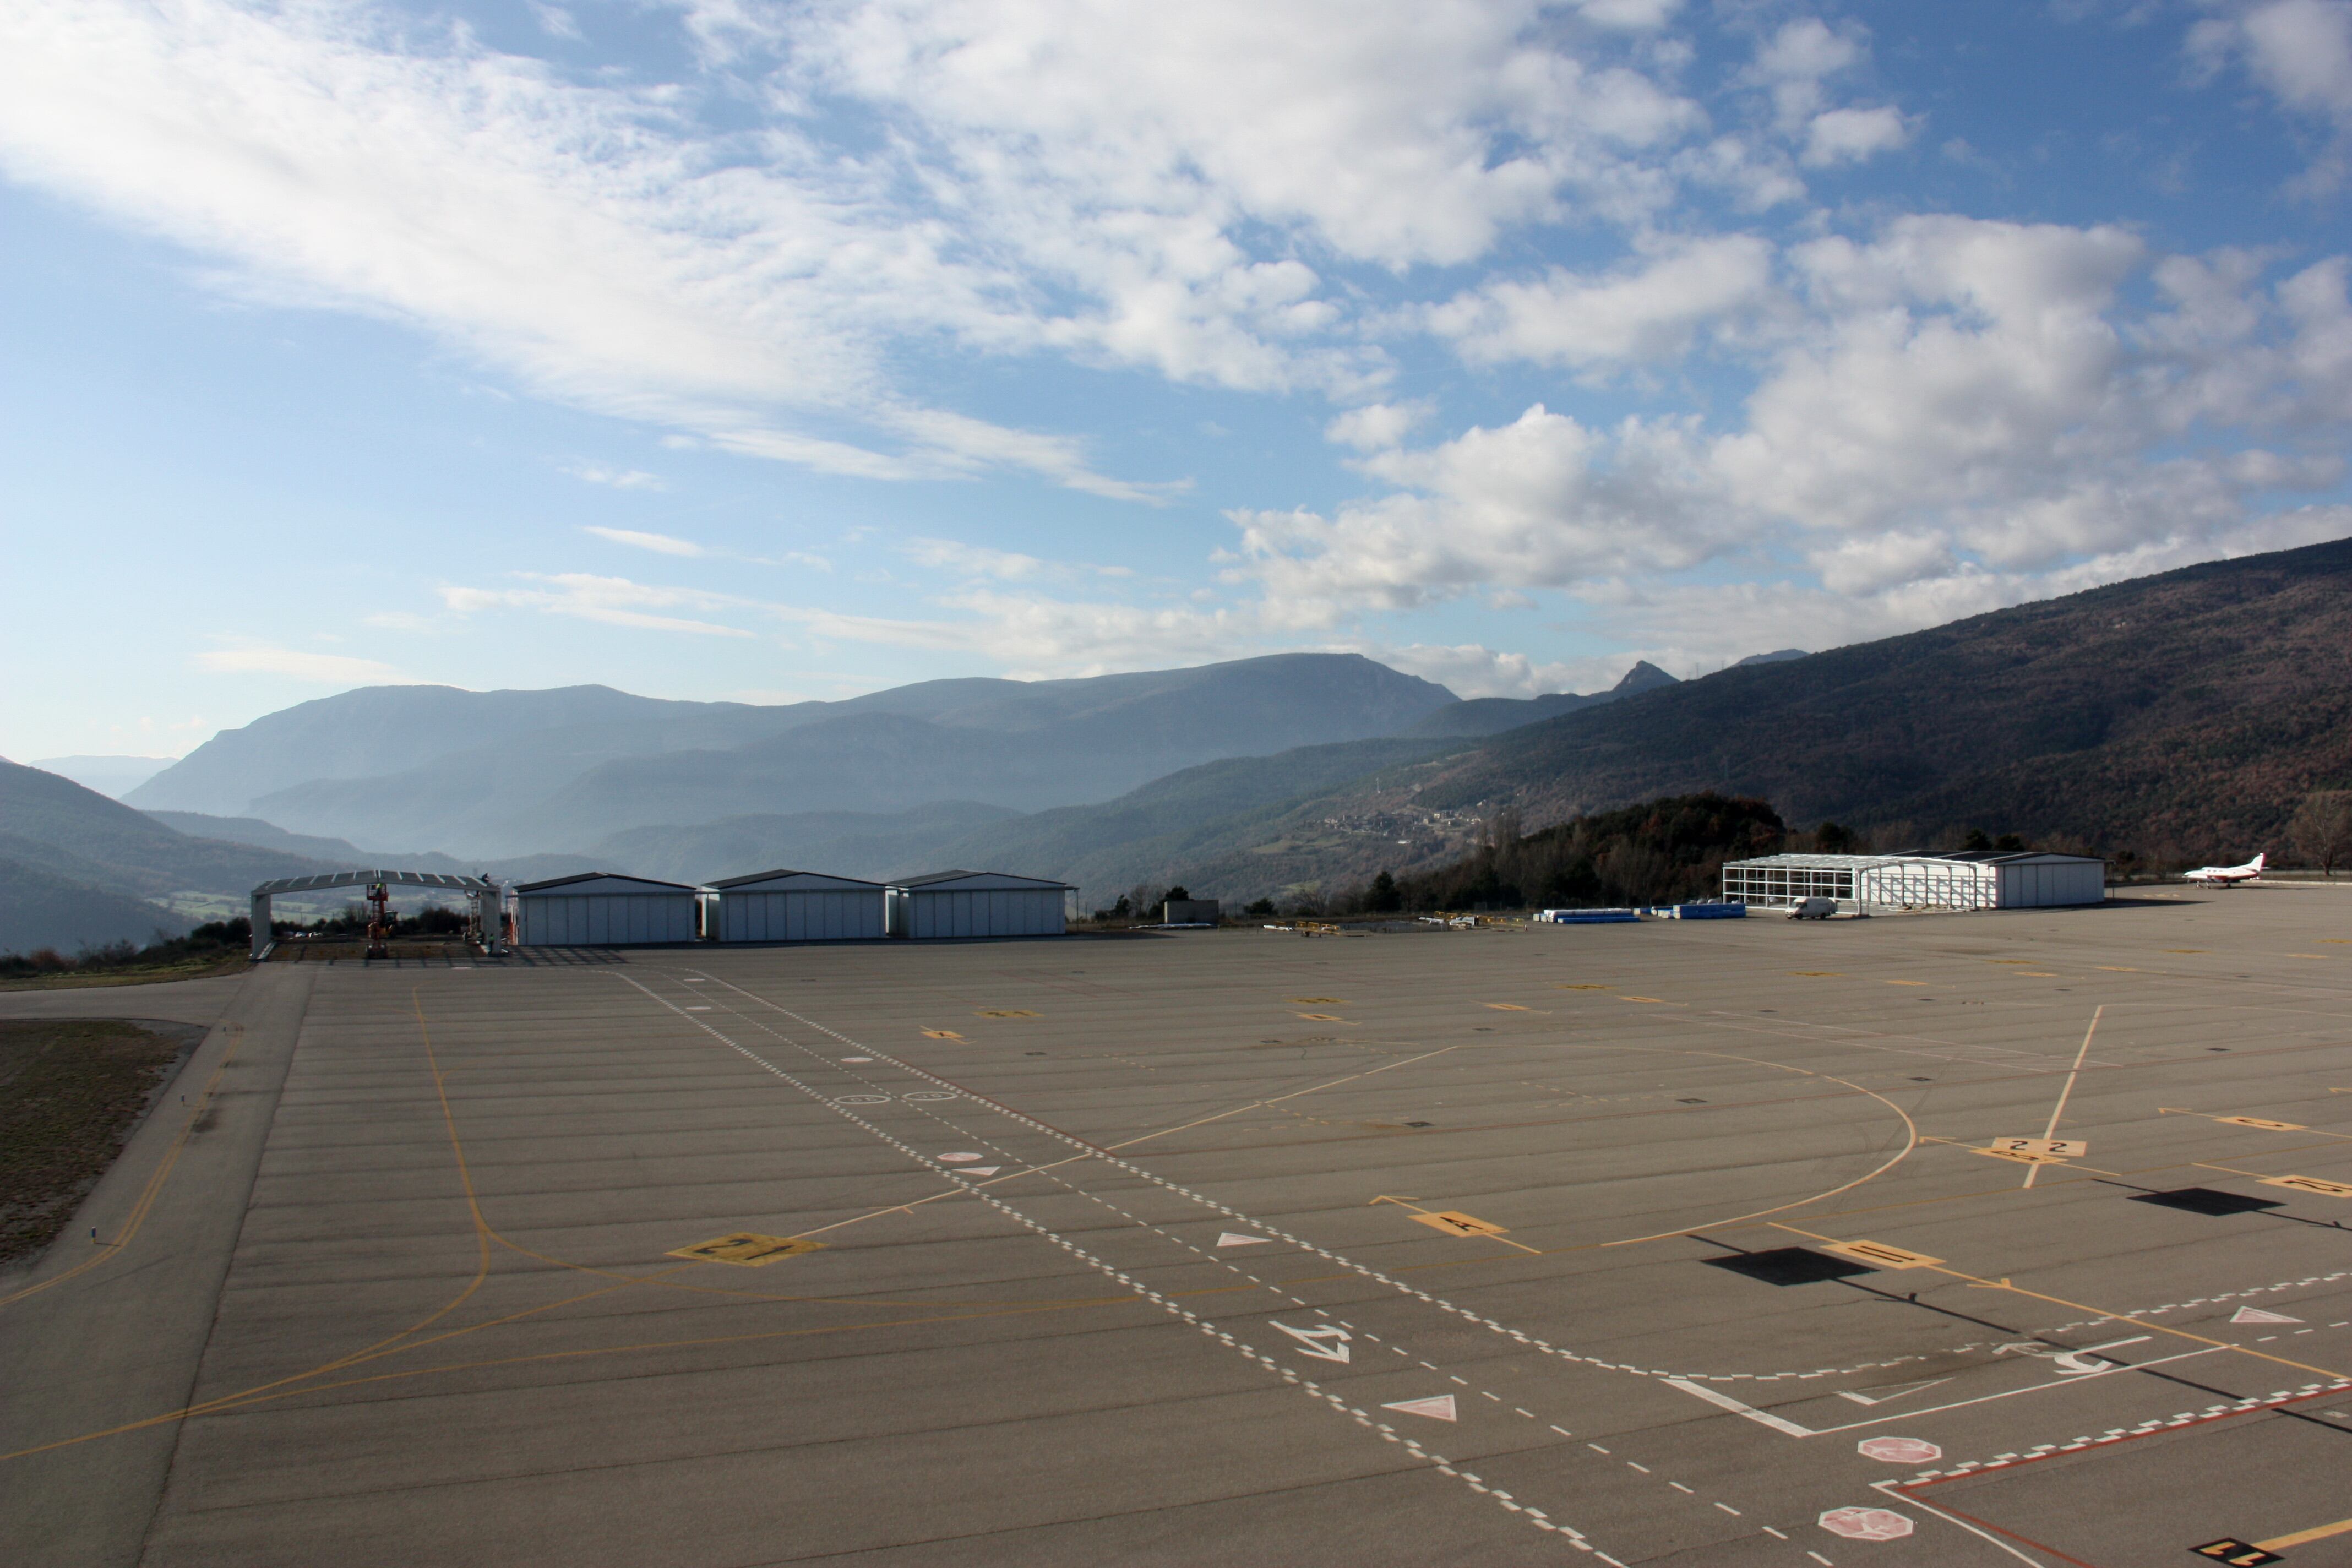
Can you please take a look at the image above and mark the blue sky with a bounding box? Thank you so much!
[8,0,2352,764]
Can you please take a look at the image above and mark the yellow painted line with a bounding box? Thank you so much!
[2163,948,2208,954]
[1484,1003,1532,1011]
[1886,980,1928,986]
[2015,971,2058,977]
[1789,971,1843,977]
[1619,995,1675,1004]
[2158,1108,2313,1134]
[2289,954,2330,960]
[976,1009,1038,1018]
[1986,959,2036,965]
[921,1029,966,1041]
[2094,965,2140,972]
[1287,997,1346,1004]
[1294,1012,1350,1021]
[1553,983,1611,990]
[2260,1516,2352,1550]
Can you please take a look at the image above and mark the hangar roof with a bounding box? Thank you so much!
[892,869,1072,891]
[252,869,493,896]
[708,869,885,891]
[513,872,700,895]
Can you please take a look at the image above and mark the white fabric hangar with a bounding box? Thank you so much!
[887,870,1069,939]
[707,869,886,943]
[1721,851,2106,914]
[513,873,700,945]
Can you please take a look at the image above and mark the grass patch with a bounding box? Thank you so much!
[0,953,248,991]
[0,1020,194,1265]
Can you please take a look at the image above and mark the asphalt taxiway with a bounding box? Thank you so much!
[5,885,2351,1566]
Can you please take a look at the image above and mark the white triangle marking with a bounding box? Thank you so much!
[1217,1232,1272,1248]
[1836,1377,1953,1406]
[2233,1306,2302,1324]
[961,1166,1001,1176]
[1382,1395,1458,1422]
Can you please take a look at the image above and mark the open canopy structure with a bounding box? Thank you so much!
[248,870,500,958]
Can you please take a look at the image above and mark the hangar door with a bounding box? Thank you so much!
[717,890,885,943]
[905,888,1064,939]
[518,894,696,946]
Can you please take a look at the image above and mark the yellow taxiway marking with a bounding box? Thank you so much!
[1293,1011,1348,1021]
[2261,1516,2352,1550]
[1992,1137,2087,1158]
[921,1029,967,1041]
[1554,983,1611,990]
[976,1009,1039,1018]
[1287,997,1346,1004]
[1789,971,1843,977]
[2163,948,2208,954]
[2158,1108,2310,1133]
[2022,1005,2104,1189]
[1619,995,1676,1004]
[2015,971,2059,977]
[2289,954,2331,959]
[1887,980,1929,986]
[668,1233,826,1267]
[2261,1174,2352,1199]
[1821,1238,1943,1270]
[2321,939,2352,944]
[1772,1222,2350,1380]
[1371,1194,1539,1253]
[1484,1003,1533,1011]
[1987,960,2037,966]
[2094,965,2141,972]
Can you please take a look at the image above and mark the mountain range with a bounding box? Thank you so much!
[8,533,2349,952]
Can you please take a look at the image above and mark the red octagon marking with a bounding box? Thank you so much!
[1819,1506,1915,1542]
[1856,1436,1942,1464]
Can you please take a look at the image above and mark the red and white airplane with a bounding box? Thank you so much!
[2183,852,2265,886]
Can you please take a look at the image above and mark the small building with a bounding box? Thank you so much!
[887,870,1069,940]
[1721,851,2106,914]
[1164,897,1221,925]
[707,869,886,943]
[513,872,700,946]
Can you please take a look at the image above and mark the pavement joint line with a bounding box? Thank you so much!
[617,973,1613,1555]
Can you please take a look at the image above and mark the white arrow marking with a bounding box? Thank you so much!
[2233,1306,2302,1324]
[1268,1319,1352,1363]
[1217,1232,1273,1248]
[1382,1394,1458,1422]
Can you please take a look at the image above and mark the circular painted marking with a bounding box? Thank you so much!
[834,1095,890,1105]
[1819,1506,1914,1541]
[938,1152,985,1163]
[901,1091,959,1102]
[1857,1436,1941,1464]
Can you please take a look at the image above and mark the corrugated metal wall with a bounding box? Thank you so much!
[1995,861,2106,908]
[715,889,885,943]
[516,894,698,945]
[903,888,1064,939]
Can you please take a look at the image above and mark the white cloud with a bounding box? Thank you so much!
[584,526,705,557]
[2190,0,2352,188]
[1371,641,1600,699]
[1427,234,1775,368]
[441,574,754,636]
[1802,105,1911,166]
[1325,402,1431,452]
[1749,18,1865,130]
[196,645,409,682]
[565,465,665,490]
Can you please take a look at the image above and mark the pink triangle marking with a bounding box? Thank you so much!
[1217,1232,1273,1247]
[1382,1394,1458,1422]
[2232,1306,2301,1324]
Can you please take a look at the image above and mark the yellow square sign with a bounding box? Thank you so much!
[669,1233,825,1267]
[2261,1175,2352,1199]
[1822,1239,1942,1270]
[1412,1210,1509,1238]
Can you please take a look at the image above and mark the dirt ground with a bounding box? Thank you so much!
[0,1019,200,1265]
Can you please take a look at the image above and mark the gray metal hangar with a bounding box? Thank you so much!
[887,870,1069,939]
[708,869,886,943]
[513,872,700,946]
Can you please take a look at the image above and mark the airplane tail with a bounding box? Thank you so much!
[2252,852,2266,873]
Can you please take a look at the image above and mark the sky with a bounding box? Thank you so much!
[8,0,2352,764]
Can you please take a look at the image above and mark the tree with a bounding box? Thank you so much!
[1816,821,1857,853]
[1993,833,2026,851]
[1164,885,1190,902]
[1368,870,1402,913]
[1244,897,1276,917]
[2288,791,2352,877]
[1962,828,1992,852]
